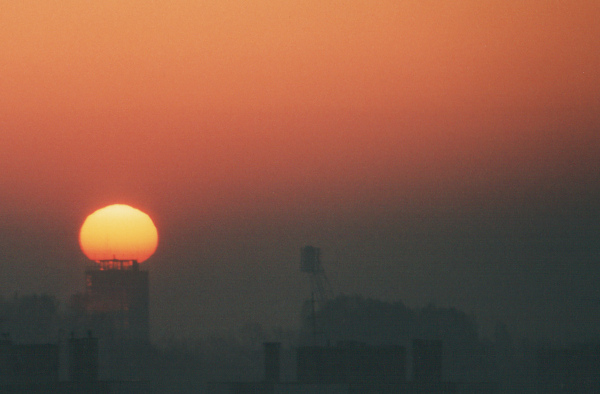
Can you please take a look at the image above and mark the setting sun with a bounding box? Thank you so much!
[79,204,158,263]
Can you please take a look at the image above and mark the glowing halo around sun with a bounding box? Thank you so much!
[79,204,158,263]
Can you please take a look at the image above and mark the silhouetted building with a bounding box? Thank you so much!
[69,331,99,382]
[536,344,600,393]
[83,259,149,343]
[207,341,493,394]
[412,339,443,382]
[297,342,406,384]
[0,339,59,385]
[264,342,281,382]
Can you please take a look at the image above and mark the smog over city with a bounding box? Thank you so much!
[0,1,599,392]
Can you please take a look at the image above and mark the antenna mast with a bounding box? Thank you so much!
[300,246,334,308]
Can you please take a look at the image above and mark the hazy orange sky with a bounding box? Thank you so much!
[1,1,599,340]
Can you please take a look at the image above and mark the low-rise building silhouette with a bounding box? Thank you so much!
[536,344,600,393]
[208,339,499,393]
[0,338,59,386]
[412,339,443,383]
[297,342,406,384]
[69,331,99,382]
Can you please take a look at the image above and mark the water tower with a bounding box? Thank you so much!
[300,246,334,308]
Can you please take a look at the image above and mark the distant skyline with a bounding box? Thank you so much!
[1,1,599,341]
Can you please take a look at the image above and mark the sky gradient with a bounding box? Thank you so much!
[1,1,599,341]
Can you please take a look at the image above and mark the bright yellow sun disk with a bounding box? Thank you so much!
[79,204,158,263]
